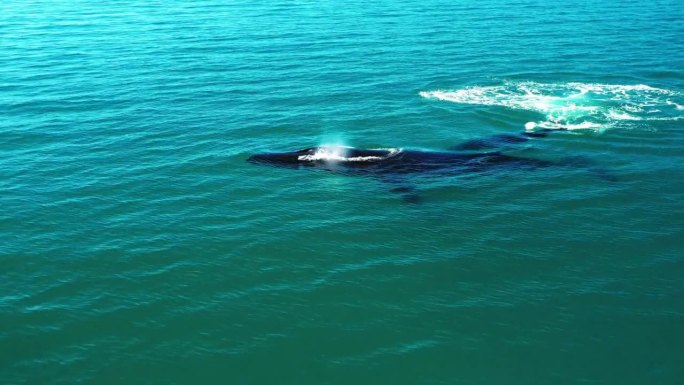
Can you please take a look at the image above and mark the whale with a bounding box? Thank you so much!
[248,131,553,173]
[247,131,556,202]
[247,144,552,174]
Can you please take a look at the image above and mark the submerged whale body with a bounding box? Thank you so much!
[247,131,616,202]
[247,145,552,174]
[247,131,563,202]
[248,132,550,174]
[247,131,553,175]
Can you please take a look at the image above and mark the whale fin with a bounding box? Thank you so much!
[374,175,422,204]
[388,185,422,204]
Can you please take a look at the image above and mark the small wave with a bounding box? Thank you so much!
[420,81,683,130]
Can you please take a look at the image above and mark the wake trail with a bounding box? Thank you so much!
[420,81,683,131]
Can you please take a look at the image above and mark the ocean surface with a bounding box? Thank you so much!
[1,1,683,384]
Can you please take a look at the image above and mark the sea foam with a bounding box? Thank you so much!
[420,81,683,131]
[297,146,400,162]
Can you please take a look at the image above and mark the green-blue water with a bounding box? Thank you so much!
[2,1,683,384]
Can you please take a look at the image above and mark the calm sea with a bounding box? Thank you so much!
[1,1,683,384]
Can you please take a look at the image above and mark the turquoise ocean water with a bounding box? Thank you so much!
[1,1,683,384]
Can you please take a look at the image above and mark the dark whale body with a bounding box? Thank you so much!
[247,131,557,202]
[247,146,552,176]
[248,131,553,175]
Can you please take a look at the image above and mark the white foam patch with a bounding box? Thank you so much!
[667,100,684,110]
[420,81,683,131]
[298,146,400,162]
